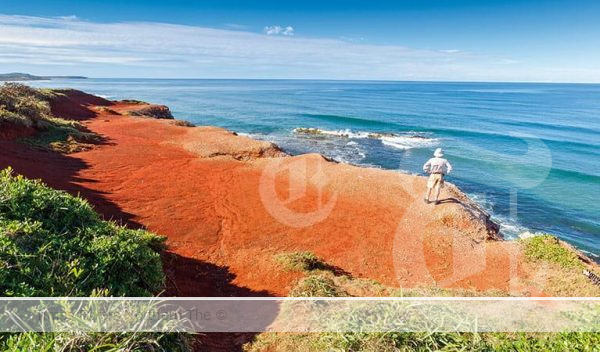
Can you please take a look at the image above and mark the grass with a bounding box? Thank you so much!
[21,119,103,153]
[0,331,191,352]
[0,167,165,297]
[275,251,346,297]
[0,168,192,351]
[275,251,328,272]
[245,250,600,351]
[246,331,600,352]
[519,234,600,296]
[521,234,583,269]
[289,274,347,297]
[0,82,101,153]
[0,83,54,129]
[274,251,507,298]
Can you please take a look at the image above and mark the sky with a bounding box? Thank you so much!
[1,0,599,82]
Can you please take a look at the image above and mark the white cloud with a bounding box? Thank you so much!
[440,49,461,54]
[0,14,597,82]
[264,25,294,36]
[56,15,79,21]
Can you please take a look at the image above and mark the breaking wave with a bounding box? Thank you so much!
[293,127,439,150]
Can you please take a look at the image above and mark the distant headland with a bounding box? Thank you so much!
[0,72,87,81]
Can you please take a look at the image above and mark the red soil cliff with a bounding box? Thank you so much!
[0,90,564,297]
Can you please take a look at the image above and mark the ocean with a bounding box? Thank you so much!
[28,79,600,258]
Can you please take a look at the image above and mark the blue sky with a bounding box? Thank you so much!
[1,0,599,81]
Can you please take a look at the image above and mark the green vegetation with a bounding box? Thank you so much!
[0,72,87,81]
[0,83,55,128]
[1,330,190,352]
[294,128,325,135]
[246,331,600,352]
[519,234,600,296]
[0,168,192,351]
[290,274,347,297]
[0,167,164,296]
[521,234,583,269]
[275,251,327,272]
[23,121,101,153]
[0,83,100,153]
[275,251,505,298]
[0,73,46,81]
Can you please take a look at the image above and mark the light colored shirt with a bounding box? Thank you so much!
[423,157,452,175]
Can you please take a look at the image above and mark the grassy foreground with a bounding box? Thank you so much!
[243,251,600,351]
[246,331,600,352]
[0,168,191,351]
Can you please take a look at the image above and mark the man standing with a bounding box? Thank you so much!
[423,148,452,205]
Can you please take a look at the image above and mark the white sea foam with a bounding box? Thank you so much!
[488,214,549,241]
[380,135,439,150]
[293,127,438,150]
[519,231,544,239]
[581,249,600,258]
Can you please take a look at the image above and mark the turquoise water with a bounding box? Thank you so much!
[29,79,600,258]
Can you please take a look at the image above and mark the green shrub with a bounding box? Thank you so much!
[0,167,165,297]
[0,83,53,127]
[0,168,194,351]
[521,235,583,269]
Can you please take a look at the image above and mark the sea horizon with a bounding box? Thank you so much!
[25,77,600,85]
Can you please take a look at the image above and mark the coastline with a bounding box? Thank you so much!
[1,88,598,297]
[212,129,600,265]
[26,79,600,257]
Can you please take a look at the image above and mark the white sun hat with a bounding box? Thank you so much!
[433,148,444,157]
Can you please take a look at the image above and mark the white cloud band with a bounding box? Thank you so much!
[0,14,596,81]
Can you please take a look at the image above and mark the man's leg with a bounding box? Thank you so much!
[433,182,442,204]
[425,187,432,203]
